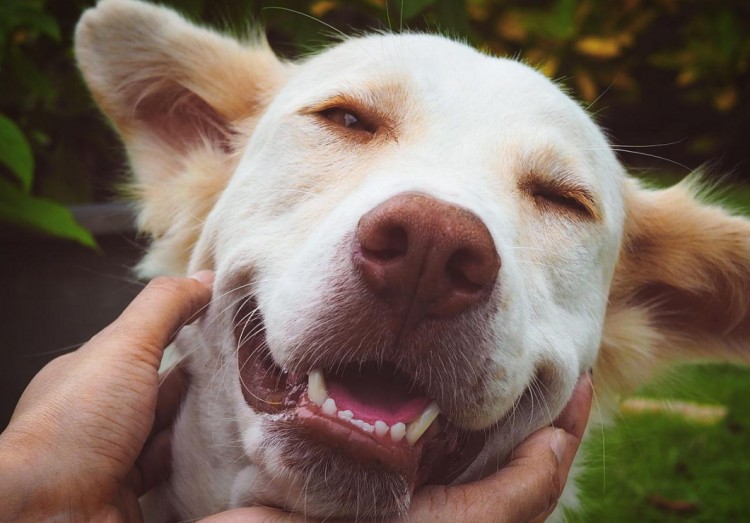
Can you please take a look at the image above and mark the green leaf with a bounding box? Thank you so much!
[714,9,739,63]
[0,1,61,42]
[0,114,34,192]
[436,0,474,42]
[14,7,61,41]
[549,0,577,40]
[6,48,56,105]
[400,0,438,21]
[0,178,97,247]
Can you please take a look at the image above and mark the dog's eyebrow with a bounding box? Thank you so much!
[299,79,409,113]
[299,89,387,117]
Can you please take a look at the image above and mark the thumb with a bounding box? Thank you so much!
[84,271,214,368]
[199,507,314,522]
[404,373,593,523]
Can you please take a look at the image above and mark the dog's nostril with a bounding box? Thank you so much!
[445,249,498,294]
[361,225,408,261]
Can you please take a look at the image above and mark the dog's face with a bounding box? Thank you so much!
[200,33,624,515]
[76,1,750,519]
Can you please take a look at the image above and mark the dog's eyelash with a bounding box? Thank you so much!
[534,189,593,217]
[522,179,599,220]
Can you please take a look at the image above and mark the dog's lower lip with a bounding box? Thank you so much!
[294,396,431,480]
[235,298,488,487]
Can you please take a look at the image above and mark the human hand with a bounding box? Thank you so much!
[401,371,593,522]
[0,269,591,523]
[0,272,213,522]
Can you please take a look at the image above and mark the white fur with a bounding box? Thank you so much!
[167,32,622,520]
[76,2,750,521]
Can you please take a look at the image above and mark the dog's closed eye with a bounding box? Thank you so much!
[521,177,600,221]
[533,185,594,218]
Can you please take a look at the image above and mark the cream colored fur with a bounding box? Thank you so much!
[75,1,750,521]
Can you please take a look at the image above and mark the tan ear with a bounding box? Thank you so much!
[599,178,750,398]
[75,0,289,276]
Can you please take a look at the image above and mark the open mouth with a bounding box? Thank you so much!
[235,299,487,489]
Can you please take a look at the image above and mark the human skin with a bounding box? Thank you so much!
[0,272,592,523]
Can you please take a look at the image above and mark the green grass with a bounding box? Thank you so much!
[570,364,750,522]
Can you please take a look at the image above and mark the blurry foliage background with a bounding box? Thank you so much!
[1,0,748,243]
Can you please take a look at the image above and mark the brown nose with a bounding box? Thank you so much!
[355,193,500,326]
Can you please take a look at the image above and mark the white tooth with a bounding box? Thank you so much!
[351,419,371,431]
[322,397,337,416]
[307,370,328,406]
[374,420,389,437]
[390,422,406,443]
[405,401,441,446]
[338,410,354,420]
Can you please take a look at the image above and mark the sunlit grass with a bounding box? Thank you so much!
[571,364,750,522]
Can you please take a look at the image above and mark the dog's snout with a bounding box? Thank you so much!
[355,193,500,324]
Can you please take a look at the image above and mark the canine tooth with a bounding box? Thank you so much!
[338,410,354,420]
[374,420,389,437]
[390,422,406,443]
[307,370,328,406]
[405,401,440,446]
[322,397,337,416]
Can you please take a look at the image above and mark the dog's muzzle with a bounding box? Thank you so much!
[236,193,501,489]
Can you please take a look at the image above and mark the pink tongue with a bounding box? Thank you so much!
[327,379,430,426]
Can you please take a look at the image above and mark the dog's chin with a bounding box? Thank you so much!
[233,299,489,518]
[264,421,412,518]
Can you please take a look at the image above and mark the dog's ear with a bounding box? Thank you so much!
[75,0,285,160]
[600,178,750,397]
[75,0,289,276]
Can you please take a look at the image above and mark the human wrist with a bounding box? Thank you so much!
[0,438,38,522]
[0,432,80,522]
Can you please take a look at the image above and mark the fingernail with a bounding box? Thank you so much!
[550,429,567,464]
[189,270,215,285]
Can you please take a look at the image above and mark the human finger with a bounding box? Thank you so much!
[405,427,562,522]
[547,372,593,487]
[86,271,214,366]
[405,372,593,523]
[151,365,190,437]
[131,366,190,496]
[131,428,172,497]
[554,371,593,440]
[198,507,314,522]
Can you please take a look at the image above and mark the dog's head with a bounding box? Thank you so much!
[76,0,750,519]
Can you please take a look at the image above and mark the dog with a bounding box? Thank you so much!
[75,0,750,520]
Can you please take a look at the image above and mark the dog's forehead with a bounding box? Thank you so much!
[265,34,619,188]
[247,33,624,219]
[284,34,586,130]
